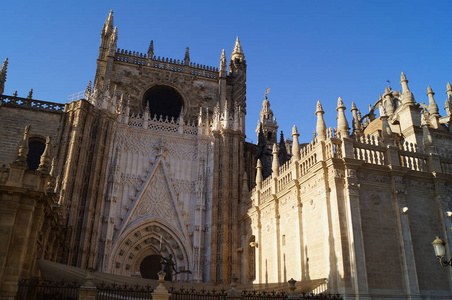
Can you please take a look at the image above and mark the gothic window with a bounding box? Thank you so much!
[143,85,184,120]
[267,131,272,141]
[27,138,46,170]
[248,235,256,281]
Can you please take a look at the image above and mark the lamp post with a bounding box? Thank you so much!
[432,236,452,267]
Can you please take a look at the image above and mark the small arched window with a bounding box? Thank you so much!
[27,138,46,170]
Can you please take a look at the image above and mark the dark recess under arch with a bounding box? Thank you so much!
[143,85,183,120]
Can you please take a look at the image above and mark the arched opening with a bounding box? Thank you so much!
[139,255,161,280]
[27,138,46,171]
[143,85,184,120]
[267,131,272,142]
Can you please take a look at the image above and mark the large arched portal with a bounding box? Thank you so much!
[143,85,184,120]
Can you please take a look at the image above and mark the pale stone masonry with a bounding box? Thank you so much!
[0,10,452,300]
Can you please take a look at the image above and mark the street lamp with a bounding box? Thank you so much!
[432,236,452,267]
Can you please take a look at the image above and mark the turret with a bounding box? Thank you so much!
[400,72,415,105]
[291,125,300,161]
[229,37,246,77]
[315,101,327,141]
[95,10,118,90]
[256,90,278,145]
[0,58,8,95]
[421,113,434,153]
[336,97,350,138]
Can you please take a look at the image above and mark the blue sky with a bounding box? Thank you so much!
[1,0,451,143]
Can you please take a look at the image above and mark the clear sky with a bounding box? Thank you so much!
[1,0,451,143]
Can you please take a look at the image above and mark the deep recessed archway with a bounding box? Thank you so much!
[139,255,161,280]
[143,85,184,120]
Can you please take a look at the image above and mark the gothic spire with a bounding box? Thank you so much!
[427,85,440,117]
[400,72,415,105]
[291,125,300,161]
[27,88,33,99]
[231,36,245,61]
[0,58,8,95]
[315,101,327,141]
[446,82,452,104]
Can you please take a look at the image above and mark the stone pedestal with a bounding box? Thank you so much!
[152,271,171,300]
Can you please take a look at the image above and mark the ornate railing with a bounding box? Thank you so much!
[16,279,80,300]
[0,95,65,112]
[169,286,227,300]
[96,282,154,300]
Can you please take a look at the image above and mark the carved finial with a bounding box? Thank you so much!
[315,101,327,141]
[256,159,263,190]
[401,72,406,81]
[272,143,280,176]
[27,88,33,99]
[13,90,18,97]
[148,40,154,58]
[38,137,52,173]
[446,82,452,103]
[427,85,440,117]
[0,58,8,94]
[291,125,300,161]
[184,47,190,64]
[400,71,415,105]
[15,125,31,165]
[447,82,452,93]
[336,97,349,138]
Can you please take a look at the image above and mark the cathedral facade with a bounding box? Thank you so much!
[1,11,452,299]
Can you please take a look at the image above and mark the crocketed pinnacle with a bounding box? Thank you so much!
[219,49,227,71]
[231,36,245,60]
[427,85,439,117]
[0,58,7,75]
[102,10,114,37]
